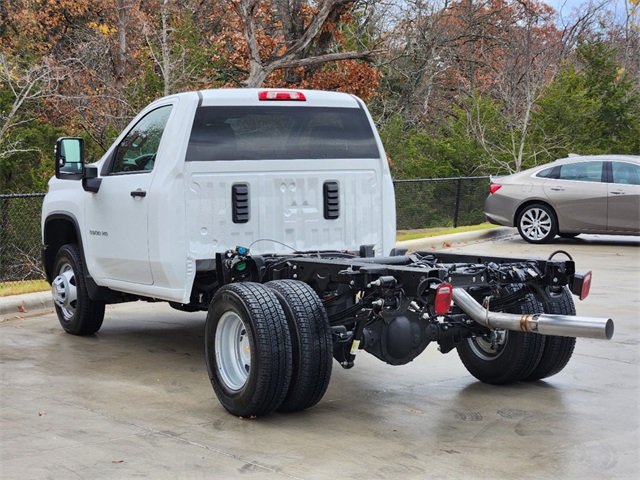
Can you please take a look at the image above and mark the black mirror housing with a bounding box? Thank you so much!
[55,137,85,180]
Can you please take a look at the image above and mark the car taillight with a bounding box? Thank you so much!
[490,184,502,194]
[571,271,592,301]
[434,283,453,314]
[258,91,306,101]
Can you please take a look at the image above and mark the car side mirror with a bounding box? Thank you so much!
[55,137,84,180]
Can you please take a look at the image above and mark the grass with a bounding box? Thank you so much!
[396,223,497,242]
[0,280,49,297]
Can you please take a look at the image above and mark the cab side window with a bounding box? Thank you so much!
[612,162,640,186]
[111,105,173,174]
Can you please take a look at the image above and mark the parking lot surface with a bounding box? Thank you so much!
[1,232,638,479]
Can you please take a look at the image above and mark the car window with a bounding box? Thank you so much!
[536,166,557,178]
[557,162,603,183]
[611,162,640,186]
[111,105,173,174]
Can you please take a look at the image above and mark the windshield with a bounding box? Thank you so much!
[186,106,380,161]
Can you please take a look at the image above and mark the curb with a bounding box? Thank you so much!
[397,227,516,251]
[0,291,54,319]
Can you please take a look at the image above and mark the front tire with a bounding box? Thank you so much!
[456,286,545,384]
[517,203,558,244]
[51,244,105,335]
[266,280,333,413]
[205,283,292,417]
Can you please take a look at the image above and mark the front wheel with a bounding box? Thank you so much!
[205,283,292,417]
[51,244,105,335]
[517,204,558,244]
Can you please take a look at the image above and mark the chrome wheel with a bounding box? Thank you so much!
[52,262,77,321]
[517,204,557,243]
[215,311,251,391]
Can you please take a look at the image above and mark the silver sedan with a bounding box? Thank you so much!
[484,154,640,243]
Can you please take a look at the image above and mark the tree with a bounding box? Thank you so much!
[213,0,383,96]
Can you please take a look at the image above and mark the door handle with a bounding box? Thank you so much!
[610,190,625,195]
[549,186,565,191]
[130,189,147,198]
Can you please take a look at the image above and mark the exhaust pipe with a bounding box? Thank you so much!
[452,288,614,340]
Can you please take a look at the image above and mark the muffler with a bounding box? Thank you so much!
[452,288,614,340]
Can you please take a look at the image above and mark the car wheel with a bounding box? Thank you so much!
[456,285,545,384]
[517,203,558,243]
[51,244,105,335]
[205,283,292,417]
[266,280,333,413]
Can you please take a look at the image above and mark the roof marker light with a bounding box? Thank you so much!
[258,91,306,101]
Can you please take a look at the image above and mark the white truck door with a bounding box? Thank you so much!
[84,105,173,285]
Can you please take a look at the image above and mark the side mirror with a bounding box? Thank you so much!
[55,137,84,180]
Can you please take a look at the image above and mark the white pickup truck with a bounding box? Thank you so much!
[42,89,613,417]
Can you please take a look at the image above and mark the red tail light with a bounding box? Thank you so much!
[434,283,453,314]
[258,91,306,101]
[490,184,502,194]
[570,271,592,300]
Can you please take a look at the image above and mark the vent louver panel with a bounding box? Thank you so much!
[323,181,339,220]
[232,183,249,223]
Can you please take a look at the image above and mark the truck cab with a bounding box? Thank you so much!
[43,89,396,305]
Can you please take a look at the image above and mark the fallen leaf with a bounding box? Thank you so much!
[38,411,46,417]
[442,242,452,248]
[410,409,423,414]
[18,305,27,313]
[238,415,257,421]
[112,460,124,464]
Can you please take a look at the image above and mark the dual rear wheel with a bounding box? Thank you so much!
[205,280,332,417]
[456,286,576,384]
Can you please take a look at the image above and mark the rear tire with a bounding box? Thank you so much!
[205,283,292,417]
[523,287,576,381]
[456,286,545,384]
[51,244,105,335]
[267,280,333,413]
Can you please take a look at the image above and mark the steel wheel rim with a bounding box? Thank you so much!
[467,330,508,361]
[520,208,552,241]
[215,311,251,391]
[51,262,77,321]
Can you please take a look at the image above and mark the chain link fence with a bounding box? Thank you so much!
[0,177,490,287]
[394,176,489,230]
[0,193,46,288]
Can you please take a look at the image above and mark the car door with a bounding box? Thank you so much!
[542,161,608,231]
[607,161,640,232]
[84,105,173,285]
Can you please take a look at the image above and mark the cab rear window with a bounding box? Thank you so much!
[186,106,379,161]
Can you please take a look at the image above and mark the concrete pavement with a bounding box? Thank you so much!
[1,230,638,479]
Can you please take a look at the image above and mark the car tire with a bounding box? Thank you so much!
[456,286,545,384]
[523,287,576,381]
[51,244,105,335]
[517,203,558,244]
[267,280,333,413]
[205,283,292,417]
